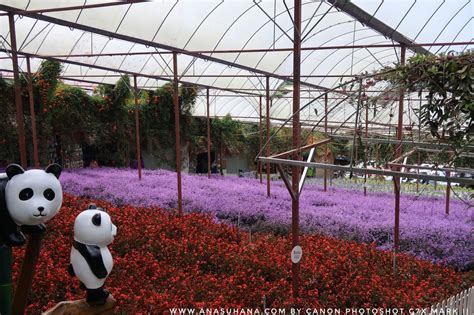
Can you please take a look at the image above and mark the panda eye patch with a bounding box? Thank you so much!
[43,188,55,201]
[19,188,34,201]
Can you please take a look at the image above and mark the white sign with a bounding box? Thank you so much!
[291,245,303,264]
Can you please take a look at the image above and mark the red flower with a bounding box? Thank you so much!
[11,194,469,314]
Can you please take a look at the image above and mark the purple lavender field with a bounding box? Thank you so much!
[60,167,473,270]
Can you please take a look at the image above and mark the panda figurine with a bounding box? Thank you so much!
[0,163,63,247]
[69,204,117,305]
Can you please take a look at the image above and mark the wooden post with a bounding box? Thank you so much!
[9,13,27,168]
[26,57,39,168]
[133,75,142,180]
[12,234,44,314]
[207,88,211,179]
[0,246,12,315]
[44,295,116,314]
[173,52,183,214]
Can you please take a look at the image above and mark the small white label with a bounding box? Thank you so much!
[291,245,303,264]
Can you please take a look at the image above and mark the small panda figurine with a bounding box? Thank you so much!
[69,204,117,305]
[0,163,63,247]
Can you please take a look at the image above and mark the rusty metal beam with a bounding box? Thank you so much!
[324,93,329,192]
[26,41,473,57]
[389,149,416,164]
[133,75,142,180]
[0,1,147,15]
[8,13,27,168]
[277,164,297,201]
[327,0,430,55]
[26,57,39,168]
[387,163,474,174]
[0,4,327,91]
[445,171,451,215]
[0,48,261,97]
[271,138,332,159]
[207,88,211,179]
[291,0,302,300]
[173,52,183,214]
[259,95,263,184]
[393,45,406,254]
[259,157,474,186]
[266,76,271,197]
[329,135,474,151]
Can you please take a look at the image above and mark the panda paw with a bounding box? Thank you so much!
[67,264,75,277]
[21,224,47,234]
[86,287,110,306]
[4,231,26,247]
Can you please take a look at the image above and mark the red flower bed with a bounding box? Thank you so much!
[12,195,470,313]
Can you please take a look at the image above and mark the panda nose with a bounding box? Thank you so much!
[38,207,44,213]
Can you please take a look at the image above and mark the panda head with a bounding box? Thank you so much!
[5,164,63,226]
[74,204,117,246]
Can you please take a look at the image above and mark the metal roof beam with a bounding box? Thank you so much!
[0,1,148,15]
[327,0,431,55]
[0,48,260,97]
[0,3,327,92]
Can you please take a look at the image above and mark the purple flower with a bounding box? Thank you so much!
[60,167,473,270]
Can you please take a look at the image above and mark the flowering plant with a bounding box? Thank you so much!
[12,195,470,313]
[60,168,473,270]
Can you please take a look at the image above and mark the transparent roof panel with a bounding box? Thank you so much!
[0,0,471,132]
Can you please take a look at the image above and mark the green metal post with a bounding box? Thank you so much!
[0,245,12,315]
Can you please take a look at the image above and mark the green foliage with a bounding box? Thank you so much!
[0,77,18,163]
[0,60,199,168]
[383,52,473,152]
[211,114,246,173]
[36,60,62,107]
[138,82,197,163]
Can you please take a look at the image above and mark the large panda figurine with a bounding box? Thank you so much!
[69,204,117,305]
[0,163,63,247]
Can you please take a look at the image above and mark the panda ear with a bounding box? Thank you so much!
[6,164,25,179]
[45,163,62,179]
[88,204,97,209]
[92,213,101,226]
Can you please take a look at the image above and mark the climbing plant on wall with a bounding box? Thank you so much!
[0,59,199,168]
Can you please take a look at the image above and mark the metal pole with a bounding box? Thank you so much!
[207,88,211,179]
[173,52,183,214]
[445,171,450,215]
[394,45,406,253]
[292,0,302,300]
[417,97,422,194]
[324,92,328,192]
[9,13,27,168]
[266,76,271,197]
[26,57,39,168]
[0,246,12,315]
[133,75,142,180]
[259,95,263,183]
[364,102,368,196]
